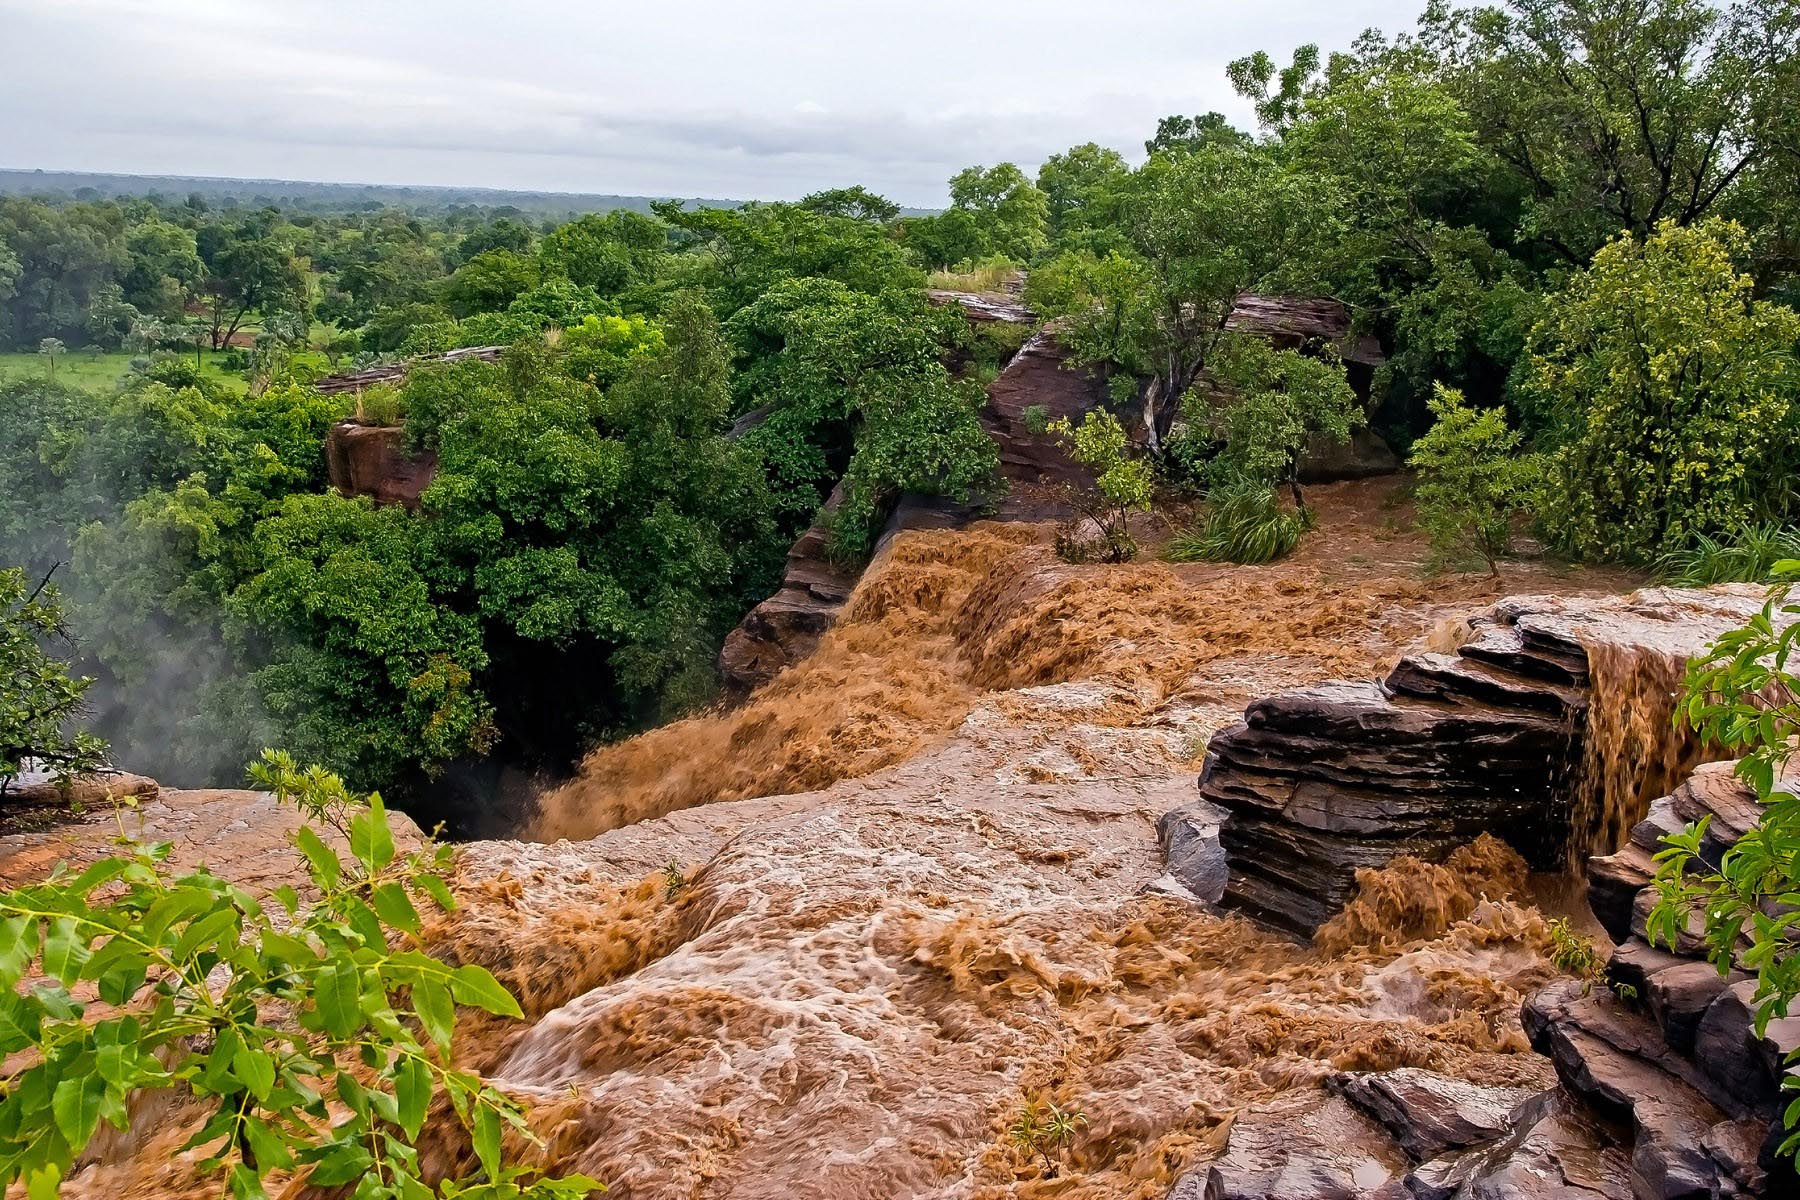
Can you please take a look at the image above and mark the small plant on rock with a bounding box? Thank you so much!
[1167,476,1312,565]
[1047,410,1153,563]
[1005,1099,1087,1176]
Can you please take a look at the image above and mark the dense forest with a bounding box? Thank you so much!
[4,0,1799,831]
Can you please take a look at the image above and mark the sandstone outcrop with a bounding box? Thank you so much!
[312,344,505,395]
[324,421,438,508]
[1171,760,1798,1200]
[1197,587,1775,935]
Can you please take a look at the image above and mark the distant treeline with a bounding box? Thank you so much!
[0,169,751,219]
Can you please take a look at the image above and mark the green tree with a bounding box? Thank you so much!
[234,495,496,788]
[441,249,539,318]
[1407,384,1541,572]
[1415,0,1794,264]
[199,216,309,350]
[1033,143,1342,456]
[121,217,204,317]
[36,338,65,379]
[1046,410,1154,563]
[798,186,901,223]
[1199,336,1361,513]
[944,163,1050,262]
[1036,143,1132,250]
[1523,219,1800,562]
[0,567,107,796]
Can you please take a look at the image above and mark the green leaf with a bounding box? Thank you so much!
[233,1039,277,1101]
[228,1162,270,1200]
[350,797,396,873]
[295,826,341,889]
[371,882,421,935]
[41,916,92,985]
[395,1055,431,1139]
[51,1073,104,1151]
[414,977,456,1051]
[314,958,361,1039]
[473,1103,502,1176]
[450,964,523,1019]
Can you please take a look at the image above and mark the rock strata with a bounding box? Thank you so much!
[1198,588,1774,936]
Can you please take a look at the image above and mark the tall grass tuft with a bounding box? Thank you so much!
[1167,479,1312,565]
[926,256,1021,294]
[1656,523,1800,585]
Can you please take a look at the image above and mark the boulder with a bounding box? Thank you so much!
[1167,1091,1411,1200]
[1157,800,1229,905]
[1298,428,1401,483]
[1330,1069,1539,1162]
[1199,589,1779,936]
[1403,1090,1633,1200]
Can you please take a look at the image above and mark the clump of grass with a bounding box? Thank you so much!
[926,255,1021,294]
[353,382,406,427]
[1167,479,1312,565]
[1656,523,1800,585]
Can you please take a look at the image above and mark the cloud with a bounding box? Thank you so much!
[0,0,1413,204]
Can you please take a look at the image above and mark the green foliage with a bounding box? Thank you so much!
[1005,1100,1087,1176]
[1033,143,1342,454]
[1408,385,1541,573]
[1047,411,1153,563]
[0,568,108,796]
[726,278,997,554]
[0,750,602,1198]
[1525,220,1800,563]
[1198,336,1360,508]
[1546,916,1626,998]
[1166,478,1312,565]
[1648,569,1800,1151]
[1657,524,1800,586]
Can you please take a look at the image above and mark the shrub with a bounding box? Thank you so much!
[1649,567,1800,1151]
[1166,477,1311,564]
[0,750,602,1198]
[0,567,107,796]
[1047,410,1153,563]
[1407,385,1541,574]
[1198,336,1360,513]
[1656,523,1800,586]
[1523,220,1800,563]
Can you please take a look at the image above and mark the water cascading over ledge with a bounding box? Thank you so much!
[1196,586,1783,936]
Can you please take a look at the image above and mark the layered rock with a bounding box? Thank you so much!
[312,344,504,395]
[1198,588,1774,936]
[1171,761,1797,1200]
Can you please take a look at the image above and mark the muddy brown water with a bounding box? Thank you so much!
[51,479,1681,1199]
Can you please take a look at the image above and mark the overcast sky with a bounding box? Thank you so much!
[0,0,1415,207]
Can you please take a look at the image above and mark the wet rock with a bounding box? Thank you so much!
[718,487,861,692]
[1157,799,1228,905]
[981,328,1112,487]
[1330,1069,1538,1162]
[1645,960,1737,1055]
[1168,1091,1410,1200]
[1298,428,1401,483]
[1200,589,1778,937]
[1404,1090,1633,1200]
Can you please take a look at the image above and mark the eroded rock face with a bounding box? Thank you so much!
[324,421,438,509]
[1199,588,1775,936]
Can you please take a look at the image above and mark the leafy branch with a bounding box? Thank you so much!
[0,749,602,1199]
